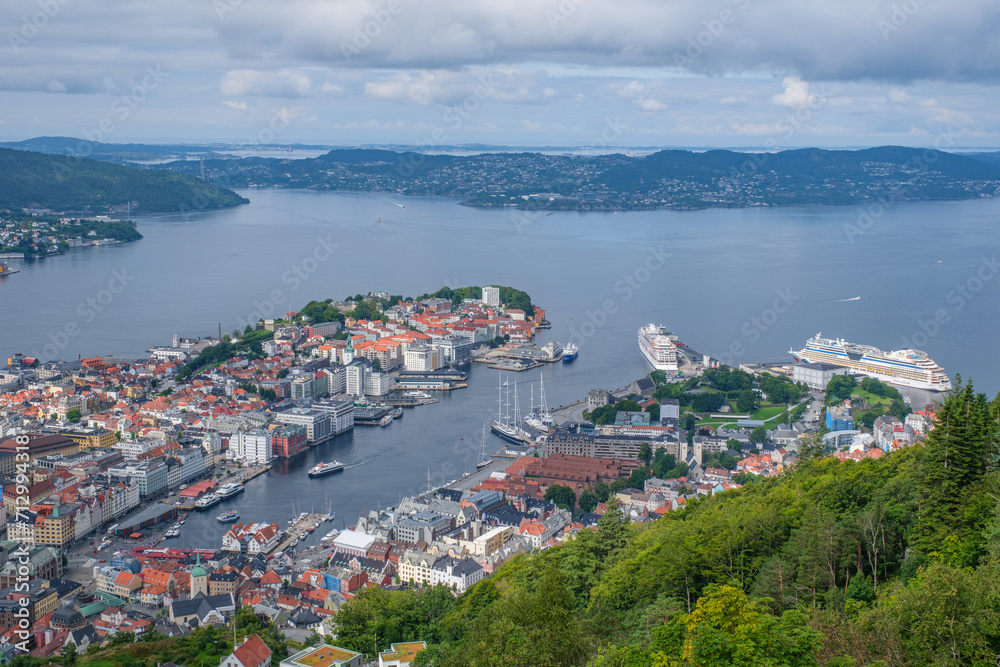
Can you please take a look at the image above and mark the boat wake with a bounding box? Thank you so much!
[832,296,861,302]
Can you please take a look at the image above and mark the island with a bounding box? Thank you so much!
[0,211,143,256]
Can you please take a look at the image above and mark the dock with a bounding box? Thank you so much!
[378,395,438,407]
[272,512,330,553]
[486,359,542,372]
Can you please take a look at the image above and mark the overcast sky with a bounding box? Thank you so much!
[1,0,998,148]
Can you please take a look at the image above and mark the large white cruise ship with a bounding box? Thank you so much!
[790,333,952,392]
[638,324,679,370]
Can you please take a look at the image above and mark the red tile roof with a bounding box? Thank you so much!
[232,634,272,667]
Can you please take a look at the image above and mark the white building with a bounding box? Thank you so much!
[274,408,333,443]
[325,366,347,396]
[430,556,486,593]
[346,363,367,397]
[8,518,33,545]
[113,437,161,461]
[312,401,355,435]
[481,286,500,308]
[230,429,273,464]
[791,362,849,390]
[404,345,438,372]
[364,372,393,397]
[290,376,315,401]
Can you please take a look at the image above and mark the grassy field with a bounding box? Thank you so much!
[686,403,790,429]
[851,387,895,406]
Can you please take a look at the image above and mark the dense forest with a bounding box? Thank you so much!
[0,148,247,213]
[329,377,1000,666]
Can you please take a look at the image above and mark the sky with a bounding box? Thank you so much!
[1,0,999,149]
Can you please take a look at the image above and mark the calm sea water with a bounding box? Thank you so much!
[3,190,999,546]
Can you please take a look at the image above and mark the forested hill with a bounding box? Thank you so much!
[0,148,247,214]
[328,379,1000,666]
[158,145,1000,210]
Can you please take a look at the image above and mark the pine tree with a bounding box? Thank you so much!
[914,377,999,556]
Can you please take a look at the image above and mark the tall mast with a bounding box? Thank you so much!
[504,376,510,427]
[540,372,549,418]
[496,374,502,425]
[513,378,520,429]
[479,420,487,465]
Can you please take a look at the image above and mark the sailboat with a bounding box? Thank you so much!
[476,421,494,470]
[525,372,554,432]
[490,374,533,446]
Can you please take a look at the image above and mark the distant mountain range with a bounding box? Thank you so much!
[160,145,1000,210]
[0,148,247,214]
[3,139,1000,211]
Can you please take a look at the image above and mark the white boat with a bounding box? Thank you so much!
[524,373,554,432]
[194,493,222,510]
[491,374,533,446]
[790,333,952,391]
[308,461,344,478]
[476,420,493,470]
[638,324,679,370]
[216,482,245,499]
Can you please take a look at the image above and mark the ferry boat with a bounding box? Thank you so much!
[562,343,579,362]
[308,461,344,478]
[790,333,952,392]
[638,324,679,370]
[216,509,240,523]
[194,493,222,510]
[216,482,245,500]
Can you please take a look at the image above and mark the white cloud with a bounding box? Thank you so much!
[521,119,542,130]
[772,77,816,108]
[224,100,248,110]
[220,70,313,98]
[888,88,912,105]
[635,98,666,112]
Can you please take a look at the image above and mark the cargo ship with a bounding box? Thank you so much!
[638,324,679,370]
[790,333,952,391]
[308,461,344,478]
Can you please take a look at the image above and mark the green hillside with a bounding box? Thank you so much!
[327,378,1000,666]
[0,148,248,214]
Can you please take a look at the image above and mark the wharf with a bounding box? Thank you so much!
[392,379,468,390]
[486,359,542,372]
[378,396,438,407]
[272,512,330,554]
[238,463,272,483]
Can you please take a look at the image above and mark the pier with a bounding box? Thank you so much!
[272,512,330,554]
